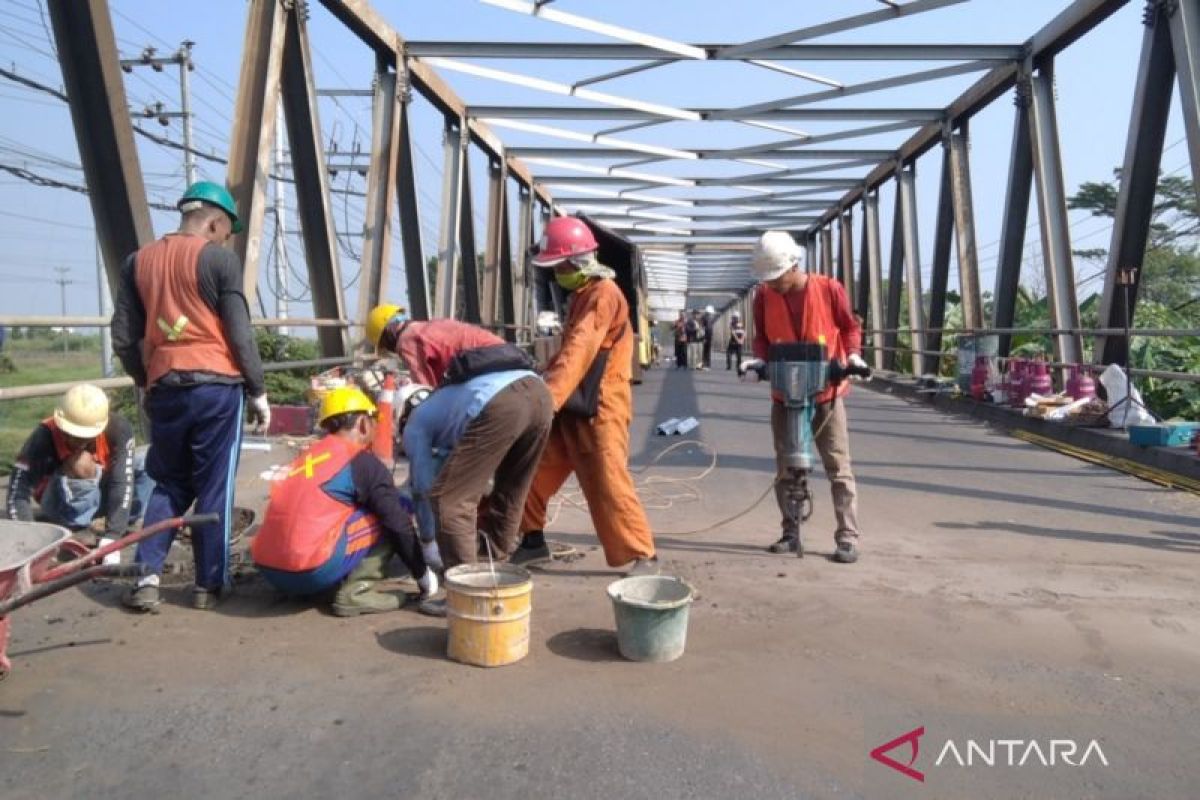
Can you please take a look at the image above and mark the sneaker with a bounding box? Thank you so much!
[417,597,447,618]
[509,542,552,567]
[122,584,161,614]
[832,541,859,564]
[625,556,660,577]
[767,535,801,555]
[191,586,228,611]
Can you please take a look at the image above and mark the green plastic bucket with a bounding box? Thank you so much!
[606,575,695,663]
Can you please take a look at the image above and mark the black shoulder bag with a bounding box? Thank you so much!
[561,324,627,419]
[443,342,535,385]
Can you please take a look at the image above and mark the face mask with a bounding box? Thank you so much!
[555,269,588,291]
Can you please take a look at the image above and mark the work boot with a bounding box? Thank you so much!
[767,534,801,556]
[417,597,447,618]
[510,531,552,567]
[331,580,402,617]
[122,584,161,614]
[192,585,229,611]
[832,540,859,564]
[625,556,660,577]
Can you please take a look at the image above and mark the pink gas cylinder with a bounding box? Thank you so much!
[970,355,990,400]
[1027,358,1053,397]
[1065,365,1096,399]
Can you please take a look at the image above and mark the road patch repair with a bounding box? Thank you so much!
[2,367,1198,799]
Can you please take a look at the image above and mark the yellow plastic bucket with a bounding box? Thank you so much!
[444,563,532,667]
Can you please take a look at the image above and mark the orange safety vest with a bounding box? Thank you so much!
[251,436,381,572]
[759,275,849,405]
[135,233,241,388]
[33,418,112,501]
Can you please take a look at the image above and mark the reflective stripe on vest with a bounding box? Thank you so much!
[759,276,848,405]
[135,233,241,388]
[251,436,381,573]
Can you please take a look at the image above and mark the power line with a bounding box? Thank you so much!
[0,162,177,211]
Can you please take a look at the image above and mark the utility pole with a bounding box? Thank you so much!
[274,104,289,335]
[121,42,196,184]
[96,242,113,377]
[54,266,74,354]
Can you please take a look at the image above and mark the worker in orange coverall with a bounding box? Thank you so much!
[512,216,658,576]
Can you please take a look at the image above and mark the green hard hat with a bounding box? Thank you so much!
[177,181,244,233]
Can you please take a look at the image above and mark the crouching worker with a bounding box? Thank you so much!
[402,367,553,593]
[251,387,438,616]
[6,384,153,543]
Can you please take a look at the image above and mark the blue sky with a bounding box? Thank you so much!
[0,0,1187,321]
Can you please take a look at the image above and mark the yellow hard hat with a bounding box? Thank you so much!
[318,386,377,426]
[54,384,110,439]
[365,303,406,350]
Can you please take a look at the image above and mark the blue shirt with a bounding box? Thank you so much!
[402,369,538,540]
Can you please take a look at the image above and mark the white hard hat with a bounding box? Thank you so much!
[705,305,715,314]
[54,384,110,439]
[752,230,801,281]
[397,382,433,426]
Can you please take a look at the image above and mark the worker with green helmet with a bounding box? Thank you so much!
[250,386,438,615]
[111,180,269,613]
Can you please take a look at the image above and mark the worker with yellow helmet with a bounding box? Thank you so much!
[6,384,153,546]
[251,386,437,615]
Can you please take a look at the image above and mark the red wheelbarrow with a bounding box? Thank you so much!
[0,513,218,681]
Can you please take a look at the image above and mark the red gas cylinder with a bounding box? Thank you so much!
[1007,358,1027,407]
[1028,358,1053,397]
[1065,364,1096,399]
[970,355,990,400]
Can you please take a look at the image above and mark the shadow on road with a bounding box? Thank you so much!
[936,520,1200,554]
[376,625,447,661]
[545,627,623,663]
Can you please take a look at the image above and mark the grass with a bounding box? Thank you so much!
[1,338,106,475]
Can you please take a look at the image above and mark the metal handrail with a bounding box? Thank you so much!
[0,355,372,401]
[0,316,352,328]
[863,327,1198,338]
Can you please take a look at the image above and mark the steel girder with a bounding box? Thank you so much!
[279,7,349,357]
[927,144,955,370]
[435,119,467,319]
[397,91,431,321]
[1095,2,1176,365]
[358,60,399,323]
[948,129,984,331]
[838,209,855,305]
[898,166,928,375]
[863,192,886,371]
[47,0,154,294]
[993,97,1034,359]
[1026,62,1083,367]
[820,227,834,278]
[227,0,287,306]
[884,187,904,372]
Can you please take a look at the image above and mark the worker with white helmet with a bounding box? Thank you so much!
[6,384,153,543]
[745,230,868,564]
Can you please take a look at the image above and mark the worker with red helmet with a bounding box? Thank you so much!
[512,216,658,575]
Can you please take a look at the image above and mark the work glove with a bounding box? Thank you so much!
[417,566,440,599]
[248,394,271,433]
[847,353,871,381]
[739,358,767,383]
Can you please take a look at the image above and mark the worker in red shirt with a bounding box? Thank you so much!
[747,230,868,564]
[365,305,504,389]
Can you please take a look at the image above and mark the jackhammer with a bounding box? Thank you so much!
[742,342,871,556]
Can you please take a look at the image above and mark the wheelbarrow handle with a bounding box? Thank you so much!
[38,512,223,584]
[0,564,147,617]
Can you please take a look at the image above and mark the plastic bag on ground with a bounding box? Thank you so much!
[1098,363,1156,428]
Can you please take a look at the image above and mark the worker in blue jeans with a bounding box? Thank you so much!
[111,182,270,612]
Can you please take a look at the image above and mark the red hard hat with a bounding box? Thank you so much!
[531,216,597,267]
